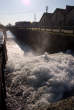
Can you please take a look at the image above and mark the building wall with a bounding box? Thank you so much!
[15,5,74,29]
[66,9,74,26]
[52,11,66,28]
[39,13,52,28]
[39,6,74,29]
[15,22,32,28]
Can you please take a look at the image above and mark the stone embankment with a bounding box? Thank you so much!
[0,29,7,109]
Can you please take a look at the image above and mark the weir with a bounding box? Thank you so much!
[5,29,74,110]
[0,27,74,110]
[9,27,74,54]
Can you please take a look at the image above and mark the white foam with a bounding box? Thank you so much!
[6,31,74,110]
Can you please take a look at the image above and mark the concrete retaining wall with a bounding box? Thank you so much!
[10,28,74,53]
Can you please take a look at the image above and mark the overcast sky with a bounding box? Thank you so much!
[0,0,74,25]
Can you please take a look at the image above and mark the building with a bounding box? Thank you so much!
[66,6,74,27]
[15,5,74,29]
[15,21,32,28]
[39,13,52,28]
[51,8,66,28]
[39,5,74,29]
[31,22,39,28]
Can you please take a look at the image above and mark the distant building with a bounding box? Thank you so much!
[39,13,52,28]
[66,6,74,27]
[32,22,39,28]
[51,8,66,28]
[15,5,74,29]
[15,21,32,28]
[39,5,74,29]
[15,21,40,28]
[66,5,74,12]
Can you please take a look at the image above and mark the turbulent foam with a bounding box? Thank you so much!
[6,31,74,110]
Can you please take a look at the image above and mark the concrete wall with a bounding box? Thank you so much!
[10,27,74,54]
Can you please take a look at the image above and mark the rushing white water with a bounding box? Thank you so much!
[6,31,74,110]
